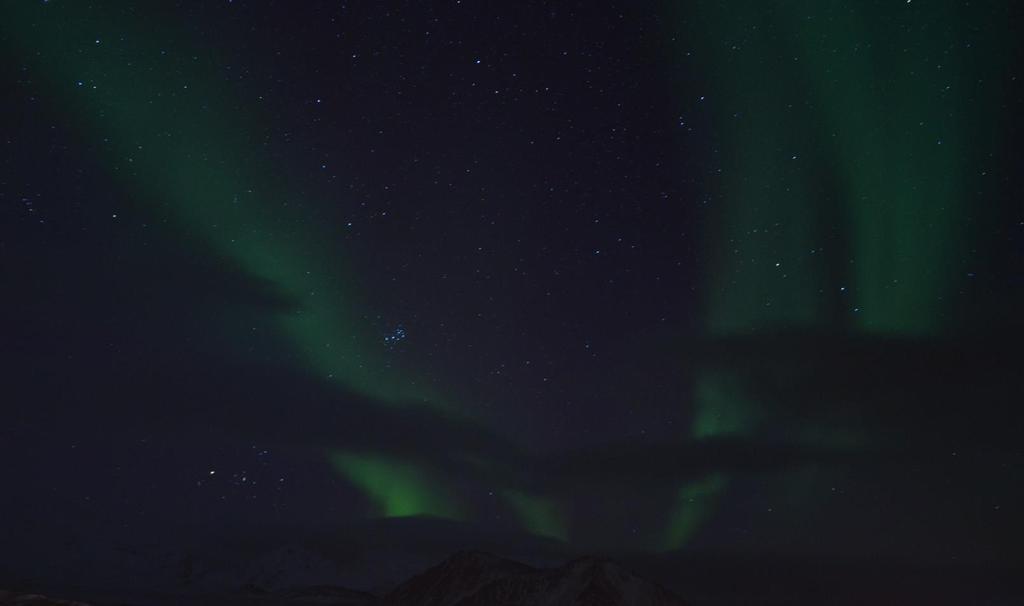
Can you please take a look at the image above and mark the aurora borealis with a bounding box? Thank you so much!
[2,1,1022,602]
[1,1,440,409]
[659,0,1017,550]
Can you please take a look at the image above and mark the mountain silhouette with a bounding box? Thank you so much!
[1,550,689,606]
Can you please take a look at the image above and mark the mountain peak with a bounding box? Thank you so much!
[442,550,512,566]
[383,552,689,606]
[564,554,614,568]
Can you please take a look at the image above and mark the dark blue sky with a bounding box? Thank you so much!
[1,2,1021,600]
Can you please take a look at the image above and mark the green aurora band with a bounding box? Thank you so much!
[1,2,570,535]
[0,2,469,523]
[664,0,1010,550]
[2,3,433,407]
[502,489,569,542]
[4,2,1011,551]
[329,452,464,520]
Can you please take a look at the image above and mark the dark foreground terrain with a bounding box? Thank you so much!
[5,548,1023,606]
[3,551,687,606]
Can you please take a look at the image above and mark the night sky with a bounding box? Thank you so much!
[2,0,1023,599]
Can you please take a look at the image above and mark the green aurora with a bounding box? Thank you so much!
[663,0,1010,549]
[1,2,434,408]
[0,2,470,524]
[0,1,564,537]
[3,1,1012,552]
[502,489,569,542]
[329,452,464,520]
